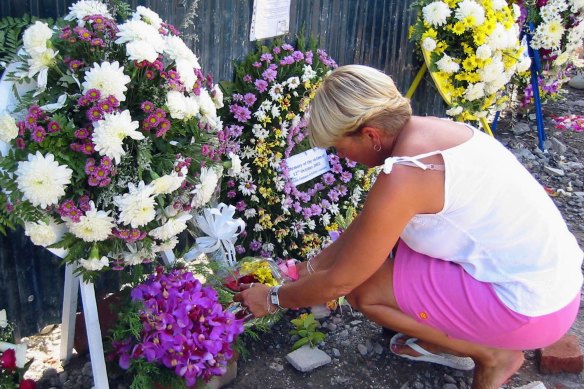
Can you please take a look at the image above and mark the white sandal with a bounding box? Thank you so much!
[389,333,475,371]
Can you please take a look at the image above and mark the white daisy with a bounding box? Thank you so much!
[82,61,131,102]
[24,218,66,247]
[151,172,185,195]
[190,167,220,208]
[92,110,143,164]
[286,76,301,89]
[0,113,18,143]
[15,152,72,209]
[302,65,317,81]
[22,21,53,56]
[455,0,486,26]
[491,0,507,10]
[446,106,464,116]
[114,181,157,228]
[269,83,284,100]
[153,237,179,253]
[475,44,492,60]
[252,124,269,140]
[64,0,112,25]
[149,212,192,241]
[422,1,452,27]
[68,202,115,242]
[122,243,151,265]
[79,256,109,271]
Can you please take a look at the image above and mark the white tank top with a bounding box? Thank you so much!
[385,126,583,316]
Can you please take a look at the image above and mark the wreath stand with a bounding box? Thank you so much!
[492,22,547,151]
[405,50,494,137]
[56,249,176,389]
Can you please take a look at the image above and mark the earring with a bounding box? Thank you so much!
[373,144,381,152]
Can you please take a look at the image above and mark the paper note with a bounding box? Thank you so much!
[286,148,331,186]
[249,0,291,41]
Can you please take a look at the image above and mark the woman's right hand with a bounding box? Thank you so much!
[296,261,310,279]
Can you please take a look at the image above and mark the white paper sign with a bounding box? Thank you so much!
[286,148,330,186]
[249,0,291,41]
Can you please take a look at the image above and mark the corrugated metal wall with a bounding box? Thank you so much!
[0,0,445,337]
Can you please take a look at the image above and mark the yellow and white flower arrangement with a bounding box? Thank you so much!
[410,0,530,122]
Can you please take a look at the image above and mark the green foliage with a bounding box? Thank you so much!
[289,313,326,350]
[0,15,50,73]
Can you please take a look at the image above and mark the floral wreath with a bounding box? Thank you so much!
[0,0,224,278]
[216,39,376,260]
[410,0,530,122]
[512,0,584,108]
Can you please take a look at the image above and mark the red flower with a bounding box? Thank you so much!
[19,379,36,389]
[223,274,258,291]
[0,348,17,370]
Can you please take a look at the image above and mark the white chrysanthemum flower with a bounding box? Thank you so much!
[22,21,53,56]
[124,40,159,63]
[269,83,284,100]
[133,6,163,30]
[422,1,452,26]
[92,110,143,164]
[15,152,72,209]
[68,202,115,242]
[228,153,242,176]
[455,0,486,26]
[516,55,532,73]
[116,20,165,62]
[79,256,109,271]
[197,89,218,125]
[82,61,131,102]
[252,124,269,140]
[286,76,301,89]
[166,90,200,120]
[64,0,112,25]
[475,44,492,60]
[149,212,192,241]
[151,172,185,195]
[190,167,220,208]
[464,82,486,101]
[422,37,437,52]
[446,106,464,116]
[486,23,517,50]
[436,54,460,73]
[571,0,584,12]
[541,20,565,49]
[164,35,200,89]
[24,218,66,247]
[0,112,18,143]
[302,65,317,81]
[212,84,224,108]
[153,237,179,253]
[114,181,157,228]
[512,4,521,20]
[123,244,151,265]
[553,51,570,67]
[479,56,505,83]
[491,0,507,10]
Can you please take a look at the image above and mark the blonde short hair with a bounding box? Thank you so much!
[308,65,412,148]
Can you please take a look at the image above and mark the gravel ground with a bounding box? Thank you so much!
[20,83,584,389]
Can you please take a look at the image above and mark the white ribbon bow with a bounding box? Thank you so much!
[185,203,245,267]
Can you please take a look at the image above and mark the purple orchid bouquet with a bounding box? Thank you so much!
[215,39,376,261]
[0,0,229,279]
[110,266,244,388]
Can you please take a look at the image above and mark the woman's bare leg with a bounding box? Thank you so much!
[346,258,524,389]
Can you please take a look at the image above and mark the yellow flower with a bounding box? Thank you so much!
[286,112,296,120]
[462,55,479,71]
[451,22,466,35]
[422,28,438,40]
[325,222,340,232]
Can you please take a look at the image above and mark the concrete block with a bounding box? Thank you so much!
[286,345,331,372]
[514,381,546,389]
[537,334,584,374]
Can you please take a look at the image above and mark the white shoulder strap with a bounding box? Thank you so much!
[383,150,443,174]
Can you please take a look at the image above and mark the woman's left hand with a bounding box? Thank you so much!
[233,283,272,318]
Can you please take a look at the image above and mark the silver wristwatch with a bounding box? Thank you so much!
[270,285,282,307]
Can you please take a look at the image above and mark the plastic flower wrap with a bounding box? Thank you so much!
[512,0,584,108]
[0,310,36,389]
[0,1,225,278]
[216,39,377,261]
[110,267,244,388]
[410,0,530,122]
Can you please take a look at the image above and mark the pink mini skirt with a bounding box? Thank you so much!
[393,240,581,350]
